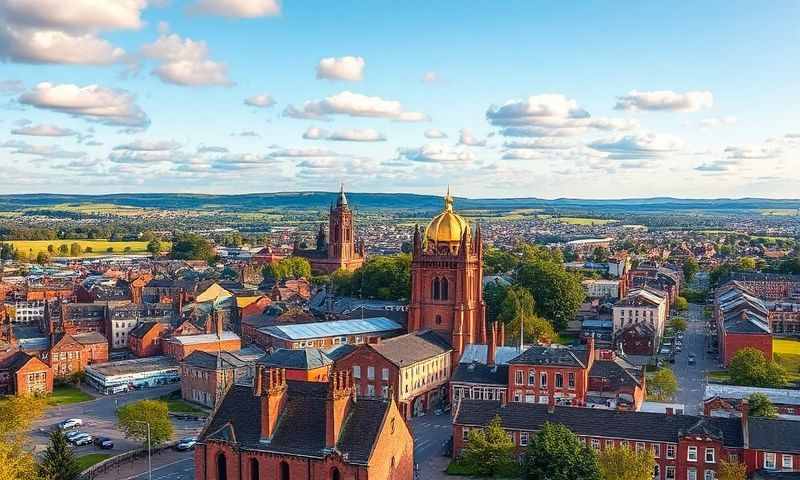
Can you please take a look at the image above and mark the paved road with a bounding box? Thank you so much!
[94,448,195,480]
[30,385,204,458]
[672,303,716,414]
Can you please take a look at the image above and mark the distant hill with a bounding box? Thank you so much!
[1,192,800,214]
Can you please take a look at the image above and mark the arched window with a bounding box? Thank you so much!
[250,458,259,480]
[441,277,449,300]
[435,314,442,326]
[432,278,440,300]
[331,467,341,480]
[280,461,290,480]
[216,453,227,480]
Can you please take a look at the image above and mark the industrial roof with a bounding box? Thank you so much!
[169,332,241,345]
[705,384,800,407]
[86,356,178,378]
[257,317,402,341]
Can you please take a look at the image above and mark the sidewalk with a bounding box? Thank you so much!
[92,448,194,480]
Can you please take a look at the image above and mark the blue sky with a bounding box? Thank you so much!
[1,1,798,198]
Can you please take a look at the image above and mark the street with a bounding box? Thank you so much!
[671,303,715,414]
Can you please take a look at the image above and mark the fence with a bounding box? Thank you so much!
[79,440,179,480]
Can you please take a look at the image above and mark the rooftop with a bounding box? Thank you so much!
[258,317,403,341]
[86,356,178,378]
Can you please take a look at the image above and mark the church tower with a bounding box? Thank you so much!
[328,185,356,261]
[408,189,502,362]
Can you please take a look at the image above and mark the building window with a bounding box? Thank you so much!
[462,428,469,441]
[528,370,536,386]
[520,432,529,446]
[515,370,524,385]
[216,453,228,480]
[250,458,259,480]
[568,372,575,388]
[367,384,375,396]
[513,392,521,402]
[555,373,564,388]
[636,442,644,453]
[606,439,614,449]
[441,278,449,300]
[330,467,341,480]
[687,468,697,480]
[653,464,660,480]
[783,455,793,470]
[665,466,675,480]
[382,385,389,398]
[591,439,600,450]
[653,444,660,458]
[764,453,776,470]
[728,454,738,463]
[432,278,441,300]
[540,372,547,387]
[353,366,361,379]
[688,446,697,462]
[704,471,715,480]
[367,366,375,380]
[382,368,389,381]
[705,448,715,463]
[435,314,442,325]
[666,444,676,459]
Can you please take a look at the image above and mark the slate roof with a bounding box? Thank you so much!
[452,362,509,386]
[723,310,771,334]
[615,288,666,308]
[129,321,162,338]
[454,401,743,447]
[201,381,390,464]
[182,350,252,370]
[749,417,800,452]
[370,330,451,366]
[751,471,800,480]
[73,332,108,345]
[588,356,643,390]
[259,348,333,370]
[508,344,589,368]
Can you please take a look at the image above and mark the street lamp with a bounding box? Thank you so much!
[134,420,152,480]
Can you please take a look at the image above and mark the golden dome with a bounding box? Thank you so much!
[424,188,470,246]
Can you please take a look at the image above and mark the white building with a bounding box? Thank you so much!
[613,287,669,343]
[84,356,180,395]
[582,279,621,299]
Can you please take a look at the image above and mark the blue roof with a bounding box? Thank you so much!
[258,317,403,341]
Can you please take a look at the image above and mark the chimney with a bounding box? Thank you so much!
[256,366,287,442]
[665,407,674,416]
[487,322,497,367]
[740,399,750,449]
[326,370,353,449]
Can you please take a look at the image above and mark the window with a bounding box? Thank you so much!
[705,448,715,464]
[620,440,628,448]
[666,444,676,459]
[330,467,341,480]
[250,458,259,480]
[515,371,524,385]
[606,440,614,449]
[367,366,375,380]
[686,468,697,480]
[636,442,644,453]
[764,453,776,470]
[704,471,715,480]
[665,466,675,480]
[653,444,661,458]
[528,370,536,386]
[382,385,389,398]
[783,455,793,470]
[382,368,389,381]
[216,453,228,480]
[688,446,698,462]
[441,278,449,300]
[367,384,375,396]
[432,278,441,300]
[555,373,564,388]
[435,314,442,325]
[353,366,361,379]
[513,392,521,402]
[520,432,529,446]
[540,372,548,387]
[568,372,575,388]
[462,428,470,441]
[591,439,600,450]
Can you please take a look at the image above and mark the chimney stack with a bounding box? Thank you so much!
[740,398,750,449]
[487,322,497,367]
[326,370,353,449]
[257,366,287,442]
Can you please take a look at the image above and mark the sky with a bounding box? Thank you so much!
[0,0,799,199]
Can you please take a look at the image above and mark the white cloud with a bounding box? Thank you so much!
[700,116,737,128]
[244,94,275,108]
[396,143,476,165]
[19,82,150,127]
[0,0,145,64]
[109,150,185,164]
[504,138,574,150]
[424,128,447,139]
[458,129,486,147]
[210,153,279,170]
[188,0,280,18]
[328,128,386,142]
[0,139,86,159]
[269,147,339,158]
[695,159,740,173]
[231,130,260,137]
[197,145,228,153]
[614,90,713,112]
[499,126,587,138]
[114,139,181,151]
[11,123,77,137]
[422,71,439,83]
[589,132,684,160]
[316,56,365,81]
[724,145,781,159]
[141,33,232,87]
[302,127,327,140]
[283,91,428,122]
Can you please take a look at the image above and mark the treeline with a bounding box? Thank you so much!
[0,224,152,241]
[327,254,411,301]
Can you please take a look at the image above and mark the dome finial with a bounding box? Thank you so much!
[444,185,453,212]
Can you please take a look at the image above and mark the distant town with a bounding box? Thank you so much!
[0,187,798,480]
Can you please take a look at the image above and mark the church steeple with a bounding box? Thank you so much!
[337,183,349,208]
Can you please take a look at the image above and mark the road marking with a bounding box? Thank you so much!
[117,456,193,480]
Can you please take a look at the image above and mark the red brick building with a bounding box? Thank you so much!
[453,400,800,480]
[0,351,53,395]
[129,321,171,357]
[181,350,260,408]
[194,368,414,480]
[259,348,333,382]
[48,332,108,377]
[716,283,773,366]
[163,332,242,362]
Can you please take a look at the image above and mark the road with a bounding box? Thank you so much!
[671,303,716,414]
[94,448,195,480]
[31,385,204,459]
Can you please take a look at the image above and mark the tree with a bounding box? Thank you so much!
[524,422,600,480]
[35,251,49,264]
[647,368,678,401]
[499,286,555,345]
[739,256,757,271]
[58,244,69,256]
[461,415,516,476]
[675,296,689,312]
[116,400,174,448]
[69,242,81,257]
[40,429,81,480]
[717,459,747,480]
[670,317,688,332]
[484,282,508,323]
[591,246,609,263]
[597,445,656,480]
[728,348,787,388]
[106,247,114,253]
[83,246,92,254]
[46,244,55,254]
[349,254,411,301]
[330,268,354,295]
[748,392,778,418]
[146,239,162,256]
[170,233,216,262]
[484,247,517,275]
[263,257,313,283]
[778,256,800,274]
[515,259,585,331]
[683,257,700,283]
[0,395,45,480]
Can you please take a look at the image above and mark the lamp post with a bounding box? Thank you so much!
[134,420,152,480]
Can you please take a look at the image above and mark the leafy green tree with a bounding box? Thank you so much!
[83,246,93,254]
[146,239,162,255]
[778,256,800,274]
[263,257,313,282]
[0,395,45,480]
[116,400,174,448]
[349,254,411,300]
[47,244,55,254]
[484,247,517,275]
[728,348,787,388]
[0,242,15,260]
[647,368,678,401]
[515,259,585,331]
[683,257,700,283]
[484,282,508,323]
[35,251,50,264]
[106,247,114,253]
[39,429,81,480]
[58,244,69,256]
[717,459,747,480]
[524,422,601,480]
[675,296,689,311]
[748,392,778,418]
[597,445,656,480]
[170,233,216,262]
[461,415,516,476]
[69,242,81,257]
[591,246,609,263]
[670,317,688,332]
[499,286,555,344]
[738,256,757,271]
[331,268,354,295]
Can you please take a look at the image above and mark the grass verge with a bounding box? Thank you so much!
[76,453,113,471]
[158,391,206,414]
[48,385,94,406]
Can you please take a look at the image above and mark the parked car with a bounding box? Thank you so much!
[65,430,86,442]
[71,433,93,446]
[93,437,114,449]
[175,437,197,451]
[59,418,83,430]
[688,354,696,365]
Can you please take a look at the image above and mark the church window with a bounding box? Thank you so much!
[216,453,227,480]
[441,277,449,300]
[331,467,341,480]
[432,278,441,300]
[250,458,259,480]
[435,315,442,325]
[280,461,290,480]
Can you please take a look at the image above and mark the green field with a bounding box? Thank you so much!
[158,391,206,414]
[29,202,151,217]
[47,385,94,406]
[6,239,169,258]
[555,217,618,225]
[760,209,800,217]
[76,453,113,471]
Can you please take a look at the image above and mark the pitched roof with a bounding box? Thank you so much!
[168,331,240,345]
[588,356,643,390]
[749,417,800,452]
[370,330,451,366]
[129,321,163,338]
[452,362,509,386]
[200,381,390,464]
[182,350,252,370]
[259,348,333,370]
[723,310,771,334]
[454,401,743,447]
[508,344,589,368]
[73,331,108,345]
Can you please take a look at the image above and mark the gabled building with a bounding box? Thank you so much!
[0,351,52,395]
[613,287,669,355]
[715,283,773,366]
[181,348,263,408]
[259,348,333,382]
[194,368,414,480]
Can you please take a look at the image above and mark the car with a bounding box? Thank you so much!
[175,437,197,451]
[93,437,114,449]
[73,435,93,447]
[688,353,696,365]
[659,347,671,355]
[59,418,83,430]
[65,430,86,442]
